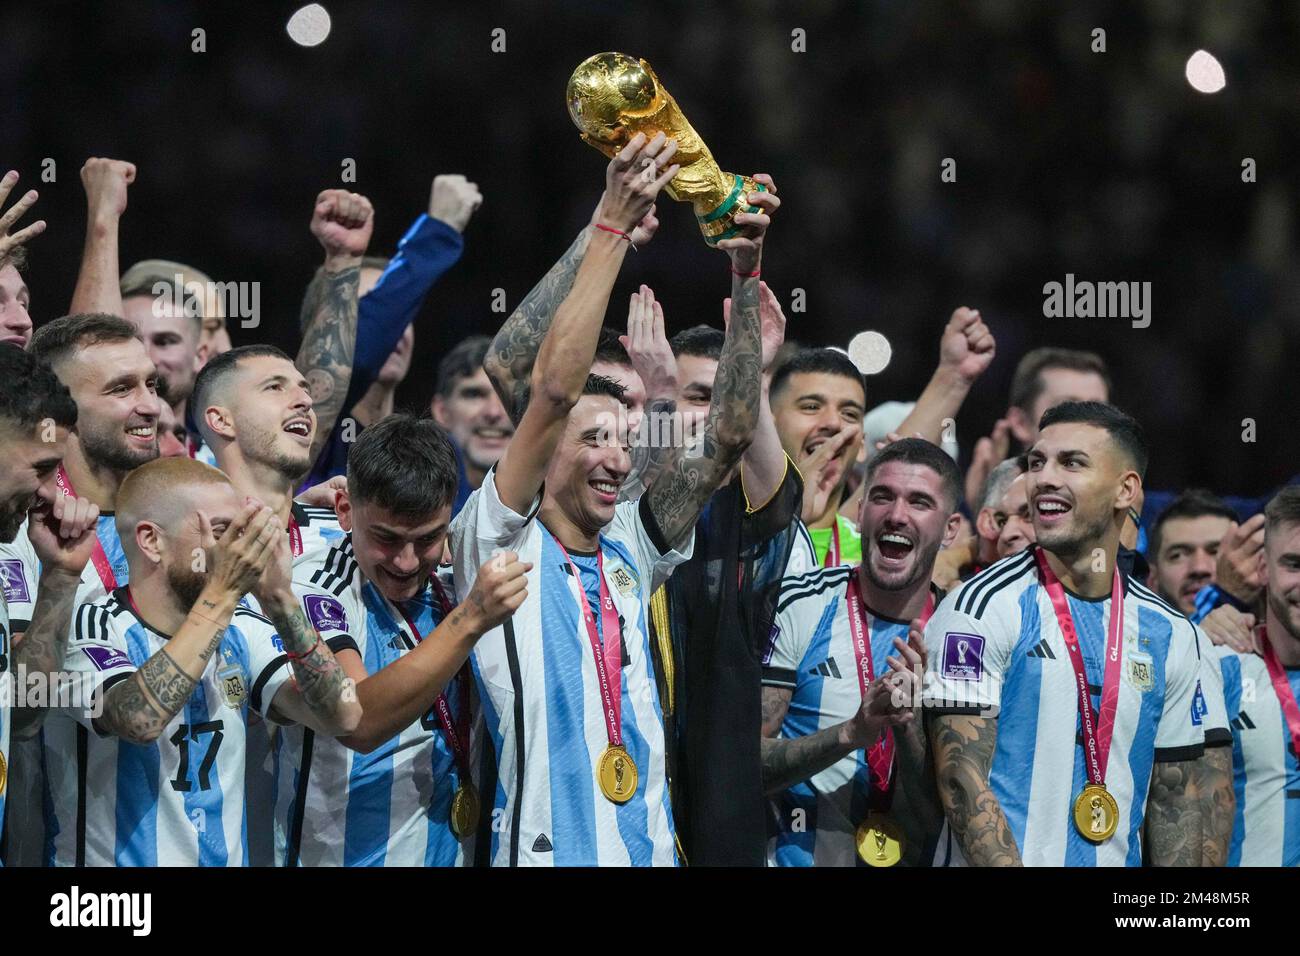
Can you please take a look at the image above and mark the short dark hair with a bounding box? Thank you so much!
[435,335,491,399]
[770,347,865,402]
[594,326,631,368]
[1149,489,1238,559]
[346,413,459,519]
[1037,400,1148,478]
[298,255,391,332]
[1009,347,1112,413]
[515,372,628,417]
[0,344,78,432]
[1265,486,1300,537]
[28,313,140,371]
[190,344,293,437]
[864,437,962,511]
[669,324,725,360]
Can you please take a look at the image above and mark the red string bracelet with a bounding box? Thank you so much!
[731,266,761,278]
[595,223,636,249]
[286,633,323,661]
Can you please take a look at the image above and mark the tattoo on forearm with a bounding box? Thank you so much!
[1147,758,1204,866]
[620,397,678,502]
[272,607,349,717]
[761,727,856,795]
[10,577,79,735]
[929,715,1022,866]
[297,264,360,459]
[105,640,218,743]
[486,228,592,423]
[647,275,761,544]
[1194,746,1235,866]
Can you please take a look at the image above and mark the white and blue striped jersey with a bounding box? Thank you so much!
[0,514,128,868]
[43,588,293,866]
[922,547,1219,866]
[1218,645,1300,866]
[761,564,918,866]
[274,535,479,866]
[0,593,10,846]
[450,467,693,866]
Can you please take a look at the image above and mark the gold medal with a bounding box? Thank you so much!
[597,745,639,803]
[0,750,6,796]
[449,784,480,838]
[855,811,903,867]
[1073,783,1119,842]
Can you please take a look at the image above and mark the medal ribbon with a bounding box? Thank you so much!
[1033,548,1124,788]
[1257,626,1300,761]
[287,517,303,558]
[54,466,117,592]
[557,544,625,750]
[823,519,841,567]
[845,577,935,802]
[396,580,471,780]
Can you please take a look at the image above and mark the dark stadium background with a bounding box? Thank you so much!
[5,0,1298,498]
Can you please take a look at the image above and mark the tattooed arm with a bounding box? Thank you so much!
[1189,745,1235,866]
[10,569,81,737]
[761,686,860,794]
[484,226,592,424]
[928,713,1022,866]
[1146,758,1205,866]
[644,180,778,545]
[297,190,374,462]
[99,596,238,745]
[262,601,361,737]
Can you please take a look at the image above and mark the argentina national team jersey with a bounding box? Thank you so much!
[0,513,128,867]
[922,547,1220,866]
[1218,644,1300,865]
[43,588,293,866]
[761,564,920,866]
[274,535,478,866]
[0,594,10,845]
[450,467,693,866]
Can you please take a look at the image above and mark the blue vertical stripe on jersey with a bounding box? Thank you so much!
[183,672,227,867]
[774,600,838,866]
[98,515,129,585]
[116,624,161,866]
[990,587,1045,858]
[1218,655,1246,866]
[1063,597,1104,868]
[225,627,255,866]
[539,534,599,864]
[1283,672,1300,865]
[343,607,399,866]
[1121,607,1171,865]
[600,536,656,865]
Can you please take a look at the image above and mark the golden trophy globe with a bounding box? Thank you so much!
[566,52,766,246]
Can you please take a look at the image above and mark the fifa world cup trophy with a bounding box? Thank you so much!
[567,52,766,246]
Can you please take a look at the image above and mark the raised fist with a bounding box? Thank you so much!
[428,175,483,233]
[311,190,375,263]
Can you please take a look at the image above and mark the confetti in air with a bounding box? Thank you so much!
[847,332,893,375]
[287,4,331,47]
[1185,50,1226,93]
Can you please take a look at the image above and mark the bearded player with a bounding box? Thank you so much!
[761,439,953,866]
[923,401,1229,866]
[42,457,359,865]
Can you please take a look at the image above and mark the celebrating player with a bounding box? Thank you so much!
[274,414,529,866]
[761,439,957,866]
[43,457,359,866]
[924,401,1228,866]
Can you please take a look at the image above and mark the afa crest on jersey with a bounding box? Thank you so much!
[1128,653,1154,693]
